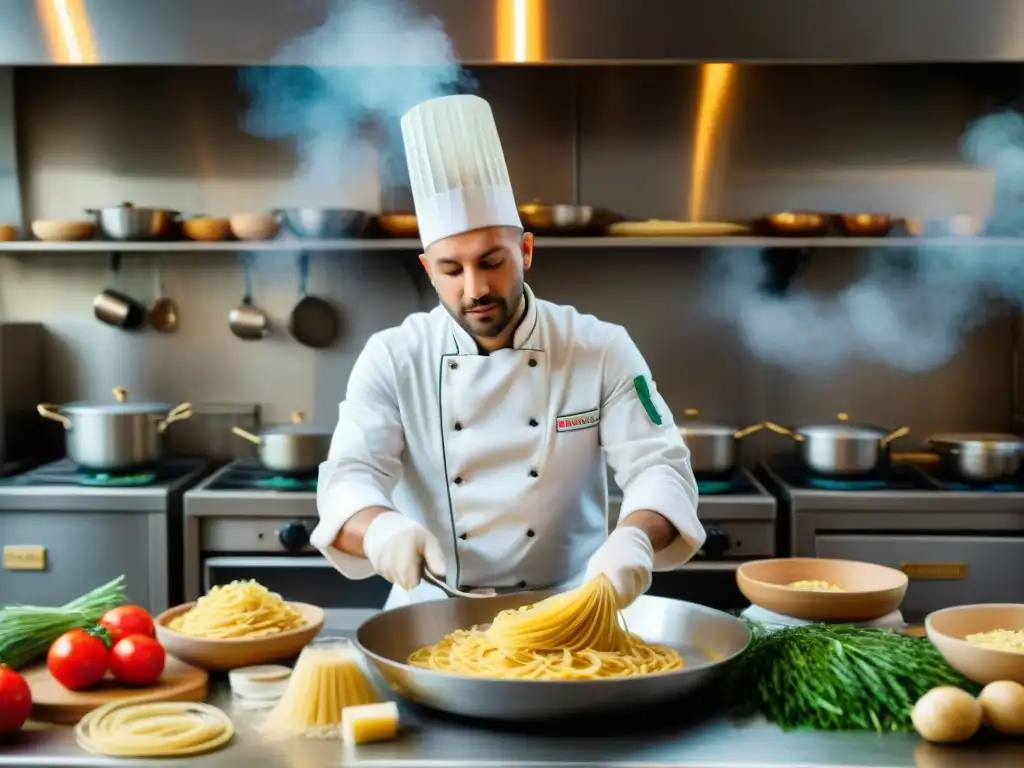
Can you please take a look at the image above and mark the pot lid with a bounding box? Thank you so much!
[63,401,172,414]
[62,386,171,414]
[676,408,743,437]
[928,432,1024,448]
[263,422,333,436]
[797,424,886,440]
[262,410,333,437]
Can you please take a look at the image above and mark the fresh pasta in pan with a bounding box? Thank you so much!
[169,580,306,639]
[408,575,684,680]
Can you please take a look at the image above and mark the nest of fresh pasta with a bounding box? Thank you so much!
[167,581,308,639]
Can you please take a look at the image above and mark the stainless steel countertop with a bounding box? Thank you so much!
[3,679,1021,768]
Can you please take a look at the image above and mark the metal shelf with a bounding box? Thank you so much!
[0,236,1018,253]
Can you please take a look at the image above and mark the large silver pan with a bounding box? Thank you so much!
[355,591,750,720]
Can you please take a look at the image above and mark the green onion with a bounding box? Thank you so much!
[725,621,980,732]
[0,575,126,670]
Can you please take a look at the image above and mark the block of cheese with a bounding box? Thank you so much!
[341,701,400,745]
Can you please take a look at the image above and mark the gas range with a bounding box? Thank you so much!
[0,458,209,615]
[183,459,317,519]
[760,457,1024,622]
[0,458,208,506]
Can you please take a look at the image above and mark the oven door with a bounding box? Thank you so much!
[202,556,392,633]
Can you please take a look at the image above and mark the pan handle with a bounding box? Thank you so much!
[880,426,911,447]
[763,421,804,441]
[297,252,310,298]
[157,402,193,433]
[37,403,72,429]
[231,426,262,446]
[734,423,765,440]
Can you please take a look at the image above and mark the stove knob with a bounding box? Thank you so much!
[702,525,731,559]
[277,521,310,552]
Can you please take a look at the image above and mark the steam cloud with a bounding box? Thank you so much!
[238,0,470,189]
[710,109,1024,374]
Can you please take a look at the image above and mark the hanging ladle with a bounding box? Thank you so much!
[229,253,271,340]
[149,260,179,333]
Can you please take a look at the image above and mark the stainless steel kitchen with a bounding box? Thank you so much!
[3,0,1024,766]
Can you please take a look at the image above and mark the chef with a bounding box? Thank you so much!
[311,94,703,610]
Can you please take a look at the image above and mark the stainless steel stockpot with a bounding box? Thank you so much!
[37,386,192,472]
[765,413,910,476]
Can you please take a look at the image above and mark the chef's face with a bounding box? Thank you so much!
[421,226,534,343]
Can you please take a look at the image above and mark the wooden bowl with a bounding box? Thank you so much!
[926,604,1024,685]
[182,217,232,241]
[736,558,908,621]
[757,211,833,236]
[376,212,418,238]
[31,220,96,242]
[837,213,893,237]
[229,213,280,241]
[0,224,17,241]
[154,601,325,671]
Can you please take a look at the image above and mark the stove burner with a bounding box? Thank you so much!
[807,476,887,492]
[0,458,206,489]
[256,476,317,491]
[203,460,319,492]
[696,480,733,495]
[78,472,157,487]
[764,456,935,492]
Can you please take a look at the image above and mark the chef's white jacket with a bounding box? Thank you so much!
[311,284,703,608]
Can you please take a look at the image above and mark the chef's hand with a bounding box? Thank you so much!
[583,526,655,608]
[362,511,446,590]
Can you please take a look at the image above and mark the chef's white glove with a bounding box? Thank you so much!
[362,511,447,591]
[583,526,655,608]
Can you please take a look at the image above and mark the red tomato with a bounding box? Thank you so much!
[98,605,155,644]
[109,635,165,686]
[0,665,31,734]
[47,628,109,691]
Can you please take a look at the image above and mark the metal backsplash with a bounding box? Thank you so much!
[3,0,1024,65]
[0,64,1016,453]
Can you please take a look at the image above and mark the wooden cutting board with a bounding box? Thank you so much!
[22,654,209,724]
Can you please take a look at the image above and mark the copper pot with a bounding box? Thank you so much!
[376,213,419,238]
[756,212,833,237]
[837,214,894,237]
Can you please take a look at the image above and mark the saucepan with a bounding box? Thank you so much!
[355,592,750,720]
[37,386,192,473]
[926,433,1024,483]
[764,413,910,476]
[677,409,763,475]
[231,411,333,475]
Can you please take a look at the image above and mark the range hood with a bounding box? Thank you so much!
[5,0,1024,65]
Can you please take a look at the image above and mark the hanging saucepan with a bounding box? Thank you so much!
[764,413,910,476]
[37,386,193,473]
[926,433,1024,482]
[676,409,764,475]
[231,411,333,475]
